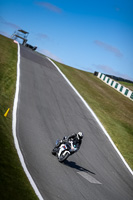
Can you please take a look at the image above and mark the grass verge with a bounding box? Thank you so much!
[52,60,133,170]
[0,35,38,200]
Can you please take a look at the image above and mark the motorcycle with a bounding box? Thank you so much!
[52,139,77,163]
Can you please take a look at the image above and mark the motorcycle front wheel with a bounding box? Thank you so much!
[58,152,70,163]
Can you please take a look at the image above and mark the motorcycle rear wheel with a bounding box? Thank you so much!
[51,147,58,156]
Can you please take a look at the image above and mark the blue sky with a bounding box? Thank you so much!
[0,0,133,81]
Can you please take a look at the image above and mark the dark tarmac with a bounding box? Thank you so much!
[16,45,133,200]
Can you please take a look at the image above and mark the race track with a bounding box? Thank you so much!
[16,45,133,200]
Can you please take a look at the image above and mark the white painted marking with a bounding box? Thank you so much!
[108,79,112,85]
[101,74,105,80]
[12,43,44,200]
[122,87,126,95]
[47,57,133,176]
[117,84,121,91]
[77,171,102,184]
[105,76,108,83]
[112,81,116,88]
[97,72,101,78]
[127,90,132,98]
[14,40,18,44]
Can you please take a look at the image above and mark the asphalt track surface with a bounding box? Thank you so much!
[17,45,133,200]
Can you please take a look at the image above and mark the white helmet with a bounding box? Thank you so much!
[77,132,83,139]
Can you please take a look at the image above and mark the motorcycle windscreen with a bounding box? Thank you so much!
[56,139,60,146]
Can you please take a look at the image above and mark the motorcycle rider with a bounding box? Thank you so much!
[52,132,83,155]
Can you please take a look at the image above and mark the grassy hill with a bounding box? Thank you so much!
[0,34,132,199]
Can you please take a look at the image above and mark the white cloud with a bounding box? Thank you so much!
[36,33,48,40]
[94,40,123,57]
[35,2,62,13]
[0,16,20,30]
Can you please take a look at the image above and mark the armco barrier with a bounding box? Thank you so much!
[96,72,133,101]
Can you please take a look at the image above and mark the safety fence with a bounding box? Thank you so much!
[96,72,133,101]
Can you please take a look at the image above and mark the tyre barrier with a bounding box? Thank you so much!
[94,72,133,101]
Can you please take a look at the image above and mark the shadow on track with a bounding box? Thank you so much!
[63,160,95,175]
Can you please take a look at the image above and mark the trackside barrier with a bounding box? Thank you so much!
[96,72,133,101]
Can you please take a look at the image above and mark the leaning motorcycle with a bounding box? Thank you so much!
[52,139,77,162]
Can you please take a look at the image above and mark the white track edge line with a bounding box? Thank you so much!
[12,43,44,200]
[47,57,133,176]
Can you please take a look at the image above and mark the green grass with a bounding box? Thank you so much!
[52,61,133,170]
[0,34,38,200]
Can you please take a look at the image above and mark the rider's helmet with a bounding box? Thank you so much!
[77,132,84,140]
